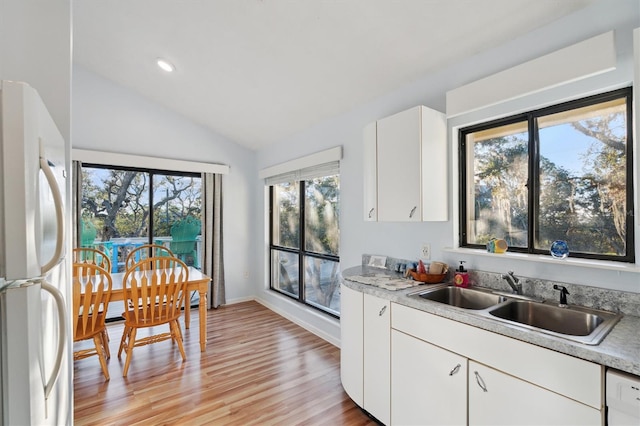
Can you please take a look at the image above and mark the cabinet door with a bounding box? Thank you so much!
[363,121,378,221]
[420,106,448,221]
[376,106,422,222]
[363,294,390,425]
[392,330,467,425]
[340,284,363,407]
[469,361,601,426]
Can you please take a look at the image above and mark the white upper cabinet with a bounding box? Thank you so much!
[418,106,448,221]
[376,106,422,221]
[364,105,447,222]
[363,122,378,221]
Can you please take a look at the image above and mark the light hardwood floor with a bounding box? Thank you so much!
[74,300,378,425]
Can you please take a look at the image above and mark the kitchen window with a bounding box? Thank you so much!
[268,162,341,317]
[459,87,634,262]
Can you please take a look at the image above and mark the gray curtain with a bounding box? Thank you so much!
[203,173,225,308]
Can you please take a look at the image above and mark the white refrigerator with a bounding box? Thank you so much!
[0,80,71,425]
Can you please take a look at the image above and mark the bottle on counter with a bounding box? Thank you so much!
[454,261,469,288]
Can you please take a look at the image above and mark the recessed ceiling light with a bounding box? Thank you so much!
[156,58,175,73]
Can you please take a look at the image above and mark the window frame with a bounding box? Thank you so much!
[459,87,635,263]
[78,162,202,258]
[268,178,341,318]
[77,162,204,320]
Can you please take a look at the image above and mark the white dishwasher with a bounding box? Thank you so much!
[606,369,640,425]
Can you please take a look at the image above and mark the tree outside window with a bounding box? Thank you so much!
[270,173,340,316]
[460,88,633,262]
[79,165,202,272]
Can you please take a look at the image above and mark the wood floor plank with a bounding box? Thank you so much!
[74,300,378,425]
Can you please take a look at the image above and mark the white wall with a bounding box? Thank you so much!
[255,0,640,344]
[72,65,258,303]
[0,0,72,140]
[1,1,72,424]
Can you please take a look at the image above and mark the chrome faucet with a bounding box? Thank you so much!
[502,271,522,295]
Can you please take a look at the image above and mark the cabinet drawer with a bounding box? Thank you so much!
[392,302,603,409]
[469,361,601,425]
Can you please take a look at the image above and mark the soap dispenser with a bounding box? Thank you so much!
[454,261,469,288]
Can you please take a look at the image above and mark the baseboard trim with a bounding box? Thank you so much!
[211,295,341,348]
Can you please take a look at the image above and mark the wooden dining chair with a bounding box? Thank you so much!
[118,256,189,377]
[73,252,113,344]
[72,263,113,380]
[124,244,175,270]
[73,247,112,273]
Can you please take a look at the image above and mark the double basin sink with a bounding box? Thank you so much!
[407,285,622,345]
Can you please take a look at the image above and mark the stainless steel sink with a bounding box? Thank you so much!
[487,300,622,344]
[410,286,508,310]
[407,285,622,345]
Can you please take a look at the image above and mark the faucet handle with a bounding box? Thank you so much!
[553,285,570,307]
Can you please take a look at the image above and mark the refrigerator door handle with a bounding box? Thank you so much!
[40,281,66,400]
[39,142,65,274]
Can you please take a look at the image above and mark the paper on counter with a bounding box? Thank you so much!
[347,274,420,291]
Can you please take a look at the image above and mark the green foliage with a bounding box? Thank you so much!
[273,182,300,248]
[472,134,528,247]
[305,175,340,256]
[81,167,201,241]
[471,108,627,256]
[271,174,340,313]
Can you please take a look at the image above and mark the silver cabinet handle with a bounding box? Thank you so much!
[379,305,387,316]
[474,371,488,392]
[449,364,461,376]
[368,208,375,218]
[409,206,417,218]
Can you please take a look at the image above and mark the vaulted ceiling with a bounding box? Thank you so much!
[73,0,595,150]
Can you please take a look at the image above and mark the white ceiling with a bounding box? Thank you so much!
[73,0,595,151]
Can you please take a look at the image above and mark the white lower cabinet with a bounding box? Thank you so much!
[389,301,603,425]
[391,331,601,426]
[342,288,604,425]
[340,284,363,406]
[364,293,391,425]
[469,361,601,425]
[340,284,390,425]
[391,330,467,425]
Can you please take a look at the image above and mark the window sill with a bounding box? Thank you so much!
[443,247,640,274]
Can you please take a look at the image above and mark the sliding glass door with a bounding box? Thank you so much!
[78,164,202,318]
[79,164,202,271]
